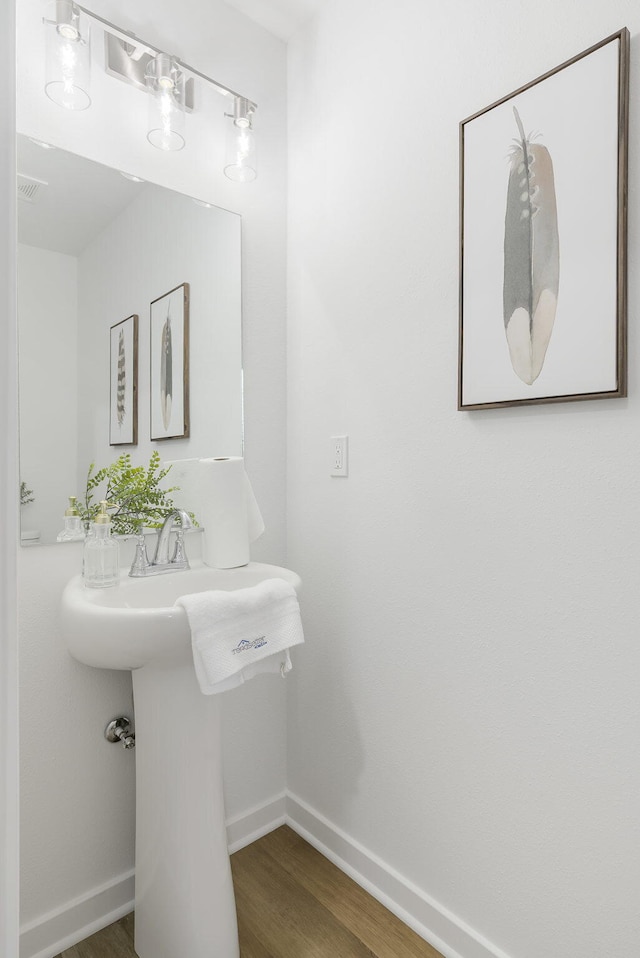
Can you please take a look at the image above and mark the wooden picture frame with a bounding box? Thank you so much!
[150,283,190,441]
[109,314,138,445]
[459,29,629,410]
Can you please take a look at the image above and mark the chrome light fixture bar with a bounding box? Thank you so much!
[74,4,255,106]
[43,3,259,178]
[104,32,195,111]
[75,3,258,110]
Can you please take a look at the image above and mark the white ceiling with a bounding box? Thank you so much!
[17,136,147,256]
[223,0,321,40]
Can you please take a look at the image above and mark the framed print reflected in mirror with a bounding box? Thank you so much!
[109,314,138,446]
[150,283,190,440]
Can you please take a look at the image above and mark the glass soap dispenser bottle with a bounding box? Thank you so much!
[56,496,85,542]
[83,500,119,589]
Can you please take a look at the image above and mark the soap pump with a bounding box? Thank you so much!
[56,496,85,542]
[83,500,119,589]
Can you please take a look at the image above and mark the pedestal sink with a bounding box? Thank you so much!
[60,561,301,958]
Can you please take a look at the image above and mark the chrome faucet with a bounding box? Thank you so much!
[129,509,193,577]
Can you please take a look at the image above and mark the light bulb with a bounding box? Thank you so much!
[57,22,79,40]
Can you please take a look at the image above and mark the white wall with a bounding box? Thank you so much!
[19,543,136,931]
[286,4,640,958]
[16,0,288,948]
[18,245,78,544]
[1,0,19,953]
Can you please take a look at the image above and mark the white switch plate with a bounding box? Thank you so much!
[330,436,348,477]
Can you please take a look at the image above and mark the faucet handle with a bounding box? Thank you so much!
[129,534,150,577]
[171,528,190,569]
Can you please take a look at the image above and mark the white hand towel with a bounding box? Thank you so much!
[176,578,304,695]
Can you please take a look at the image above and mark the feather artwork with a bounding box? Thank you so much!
[503,106,559,385]
[116,329,126,426]
[160,308,173,431]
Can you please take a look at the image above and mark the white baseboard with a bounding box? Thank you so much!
[226,791,287,853]
[20,792,513,958]
[18,793,287,958]
[19,869,135,958]
[285,792,514,958]
[19,792,288,958]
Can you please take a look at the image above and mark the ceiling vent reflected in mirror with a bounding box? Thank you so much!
[17,174,48,204]
[40,3,259,179]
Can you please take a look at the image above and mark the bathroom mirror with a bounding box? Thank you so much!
[17,134,243,545]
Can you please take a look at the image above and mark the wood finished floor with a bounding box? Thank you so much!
[55,826,444,958]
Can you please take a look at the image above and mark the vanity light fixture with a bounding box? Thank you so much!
[43,0,91,111]
[41,3,259,180]
[224,96,257,182]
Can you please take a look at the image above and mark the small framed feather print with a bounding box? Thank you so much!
[109,314,138,446]
[150,283,190,441]
[459,28,629,410]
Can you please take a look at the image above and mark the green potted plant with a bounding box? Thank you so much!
[80,451,196,535]
[20,481,35,507]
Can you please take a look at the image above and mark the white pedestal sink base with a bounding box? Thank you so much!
[132,662,240,958]
[60,561,302,958]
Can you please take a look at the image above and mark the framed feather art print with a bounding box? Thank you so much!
[150,283,190,440]
[109,314,138,445]
[459,28,629,410]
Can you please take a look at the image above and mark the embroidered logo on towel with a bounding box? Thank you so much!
[232,636,268,655]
